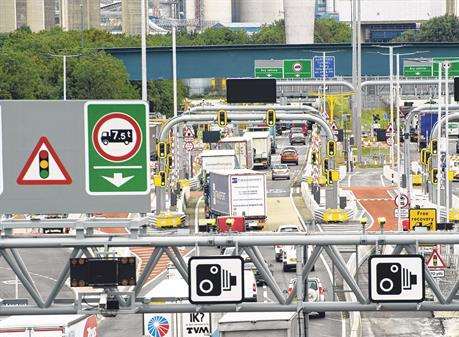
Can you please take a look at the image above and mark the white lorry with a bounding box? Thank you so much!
[244,131,271,169]
[207,170,267,229]
[217,136,254,169]
[218,312,298,337]
[200,149,238,173]
[0,315,97,337]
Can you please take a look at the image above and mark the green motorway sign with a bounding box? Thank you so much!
[432,57,459,76]
[403,65,432,77]
[254,67,283,78]
[85,101,150,195]
[283,59,312,78]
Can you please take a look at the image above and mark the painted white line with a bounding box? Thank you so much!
[380,174,386,187]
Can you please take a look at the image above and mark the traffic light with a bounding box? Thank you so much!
[322,157,329,172]
[421,148,431,165]
[327,140,336,157]
[431,168,438,184]
[157,142,168,159]
[430,139,438,155]
[327,170,333,185]
[217,109,228,127]
[166,155,173,171]
[159,171,167,187]
[266,109,276,127]
[311,152,318,165]
[39,150,49,179]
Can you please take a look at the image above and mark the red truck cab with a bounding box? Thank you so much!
[217,216,245,232]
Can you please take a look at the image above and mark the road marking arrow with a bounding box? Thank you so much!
[102,173,134,187]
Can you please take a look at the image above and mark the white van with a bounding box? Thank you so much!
[243,265,258,302]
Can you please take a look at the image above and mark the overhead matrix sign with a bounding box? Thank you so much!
[0,100,150,213]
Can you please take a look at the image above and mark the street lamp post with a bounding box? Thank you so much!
[47,53,80,100]
[141,0,147,102]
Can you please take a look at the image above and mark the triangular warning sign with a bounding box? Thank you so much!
[17,136,72,185]
[426,248,447,269]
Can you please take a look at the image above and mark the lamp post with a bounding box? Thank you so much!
[47,53,81,100]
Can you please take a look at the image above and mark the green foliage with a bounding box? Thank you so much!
[147,80,188,117]
[251,20,285,44]
[395,15,459,42]
[314,18,351,43]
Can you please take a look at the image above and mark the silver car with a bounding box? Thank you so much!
[290,132,306,145]
[271,164,290,180]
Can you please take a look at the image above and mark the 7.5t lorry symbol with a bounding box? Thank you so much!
[101,129,133,145]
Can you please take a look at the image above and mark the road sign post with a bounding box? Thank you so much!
[85,101,150,195]
[369,255,425,302]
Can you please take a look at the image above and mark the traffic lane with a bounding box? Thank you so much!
[348,168,386,187]
[0,248,74,300]
[350,187,397,231]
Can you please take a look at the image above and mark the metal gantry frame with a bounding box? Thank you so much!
[154,109,336,213]
[0,232,458,315]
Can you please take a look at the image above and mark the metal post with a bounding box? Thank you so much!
[437,63,443,221]
[172,25,178,117]
[322,51,326,118]
[140,0,147,102]
[396,53,402,230]
[63,55,67,100]
[445,62,450,222]
[356,0,362,161]
[389,46,395,170]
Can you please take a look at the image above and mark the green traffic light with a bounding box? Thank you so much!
[40,169,49,179]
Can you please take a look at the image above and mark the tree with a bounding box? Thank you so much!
[314,18,351,43]
[147,80,188,117]
[66,53,138,99]
[395,15,459,42]
[252,20,285,44]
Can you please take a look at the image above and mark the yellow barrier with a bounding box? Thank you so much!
[412,174,422,186]
[449,209,459,222]
[322,209,350,223]
[179,179,190,189]
[156,212,182,228]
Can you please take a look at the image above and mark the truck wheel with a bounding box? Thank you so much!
[283,264,289,272]
[318,312,325,318]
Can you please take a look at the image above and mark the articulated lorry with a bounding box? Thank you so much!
[0,315,97,337]
[200,149,238,173]
[244,131,271,169]
[205,170,267,229]
[217,136,254,169]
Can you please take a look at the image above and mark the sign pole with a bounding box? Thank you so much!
[323,51,327,119]
[437,62,442,222]
[396,53,402,230]
[389,46,395,170]
[445,62,450,223]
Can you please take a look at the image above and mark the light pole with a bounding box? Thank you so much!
[311,50,341,121]
[437,62,443,221]
[140,0,148,102]
[47,53,80,100]
[373,45,405,170]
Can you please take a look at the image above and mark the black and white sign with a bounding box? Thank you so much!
[394,193,410,208]
[369,255,424,302]
[394,208,409,218]
[182,313,211,337]
[188,256,244,304]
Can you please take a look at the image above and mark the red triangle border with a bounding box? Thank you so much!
[17,136,72,185]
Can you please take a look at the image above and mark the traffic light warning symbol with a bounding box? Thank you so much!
[17,136,72,185]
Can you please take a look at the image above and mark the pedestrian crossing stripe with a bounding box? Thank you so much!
[357,198,392,201]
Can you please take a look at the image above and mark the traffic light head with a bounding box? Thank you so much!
[217,110,228,127]
[323,157,329,171]
[431,168,438,184]
[159,171,167,187]
[327,140,336,157]
[311,152,318,164]
[431,139,438,155]
[39,150,49,179]
[327,170,333,184]
[266,109,276,127]
[166,155,173,171]
[157,142,168,159]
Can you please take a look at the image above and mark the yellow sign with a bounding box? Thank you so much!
[409,208,437,231]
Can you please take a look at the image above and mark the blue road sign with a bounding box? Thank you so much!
[313,56,335,78]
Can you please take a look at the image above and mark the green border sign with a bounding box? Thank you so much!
[283,59,312,78]
[85,101,150,195]
[254,67,283,78]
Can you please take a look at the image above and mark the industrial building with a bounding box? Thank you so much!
[61,0,101,31]
[0,0,55,33]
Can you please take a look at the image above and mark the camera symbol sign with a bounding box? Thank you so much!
[188,256,244,304]
[369,255,424,302]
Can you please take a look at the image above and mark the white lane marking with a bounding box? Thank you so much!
[380,174,386,187]
[289,188,345,337]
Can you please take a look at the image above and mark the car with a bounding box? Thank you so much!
[222,247,251,262]
[272,164,290,180]
[290,132,306,145]
[282,245,314,272]
[274,225,302,262]
[281,148,299,165]
[243,264,258,302]
[287,277,325,318]
[245,261,273,286]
